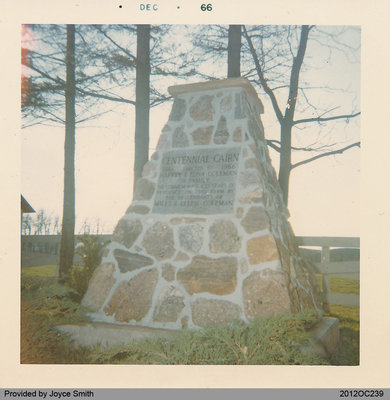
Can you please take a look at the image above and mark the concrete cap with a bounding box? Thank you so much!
[168,77,264,114]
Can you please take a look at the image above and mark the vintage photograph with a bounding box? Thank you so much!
[20,23,360,366]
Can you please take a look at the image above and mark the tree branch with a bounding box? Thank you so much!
[76,86,136,105]
[284,25,309,122]
[242,26,284,124]
[267,139,336,153]
[293,111,361,125]
[25,63,136,106]
[291,141,360,169]
[266,140,281,152]
[93,25,137,62]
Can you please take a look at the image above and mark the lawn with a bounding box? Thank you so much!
[20,265,360,365]
[22,264,57,277]
[314,275,360,365]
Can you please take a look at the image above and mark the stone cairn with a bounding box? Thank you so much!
[82,78,322,330]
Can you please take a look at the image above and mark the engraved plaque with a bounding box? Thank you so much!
[152,147,240,214]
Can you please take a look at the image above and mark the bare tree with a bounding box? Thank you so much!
[21,209,60,235]
[243,25,360,205]
[228,25,241,78]
[53,215,61,234]
[133,24,151,190]
[21,214,32,235]
[58,24,76,280]
[79,218,91,235]
[192,24,360,205]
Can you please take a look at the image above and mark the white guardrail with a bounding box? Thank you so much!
[295,236,360,308]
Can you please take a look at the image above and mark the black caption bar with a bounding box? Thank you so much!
[1,389,389,400]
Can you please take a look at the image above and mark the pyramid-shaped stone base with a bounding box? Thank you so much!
[82,78,322,330]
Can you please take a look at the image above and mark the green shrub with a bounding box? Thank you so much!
[21,274,91,364]
[88,310,327,365]
[68,235,109,298]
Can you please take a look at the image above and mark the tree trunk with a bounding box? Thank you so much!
[227,25,241,78]
[133,24,151,192]
[278,25,310,206]
[59,24,76,280]
[278,122,292,206]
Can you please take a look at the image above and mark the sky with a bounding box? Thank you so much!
[21,25,360,236]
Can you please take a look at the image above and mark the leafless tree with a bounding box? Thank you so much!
[21,214,33,235]
[243,25,360,204]
[192,24,360,205]
[58,24,76,280]
[228,25,241,78]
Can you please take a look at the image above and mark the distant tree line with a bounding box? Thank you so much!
[21,209,106,236]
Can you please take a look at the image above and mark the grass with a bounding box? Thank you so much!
[321,276,360,365]
[87,311,327,365]
[331,277,359,295]
[21,275,91,363]
[325,304,360,365]
[22,264,56,277]
[20,265,360,365]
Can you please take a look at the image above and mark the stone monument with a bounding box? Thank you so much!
[81,77,322,330]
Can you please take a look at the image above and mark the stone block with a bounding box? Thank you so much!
[169,98,186,121]
[142,161,157,178]
[213,116,229,144]
[162,263,176,282]
[189,95,214,121]
[104,269,158,322]
[179,223,204,253]
[192,298,241,328]
[81,263,116,312]
[248,117,264,140]
[142,221,175,260]
[156,134,171,151]
[241,206,270,234]
[239,188,263,204]
[133,178,155,201]
[172,126,189,148]
[175,252,190,262]
[209,219,241,254]
[113,249,154,273]
[233,127,243,142]
[247,234,279,265]
[153,286,185,323]
[244,158,261,169]
[191,126,214,145]
[162,124,172,133]
[220,94,232,113]
[242,269,291,320]
[239,170,262,188]
[177,255,238,295]
[235,91,249,119]
[126,205,150,215]
[113,218,143,249]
